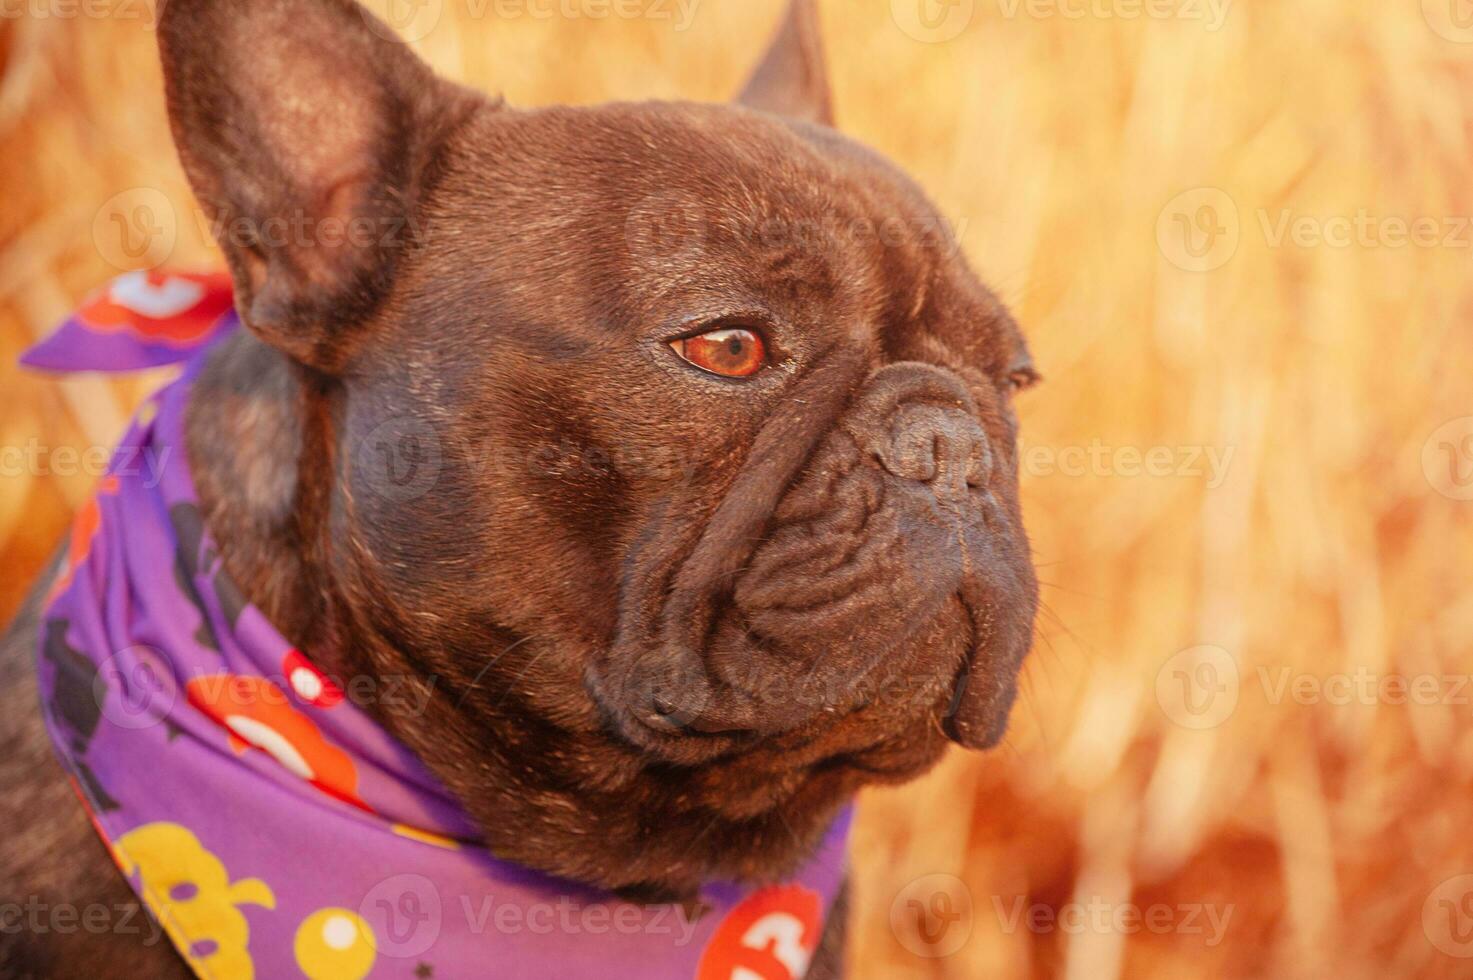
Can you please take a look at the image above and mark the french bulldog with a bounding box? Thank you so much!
[0,0,1040,976]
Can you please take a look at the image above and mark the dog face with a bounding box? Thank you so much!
[161,0,1037,883]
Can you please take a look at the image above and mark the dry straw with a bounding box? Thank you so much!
[3,2,1472,977]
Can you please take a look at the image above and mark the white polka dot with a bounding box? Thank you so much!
[290,667,324,702]
[322,914,358,950]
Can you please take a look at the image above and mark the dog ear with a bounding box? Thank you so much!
[736,0,834,126]
[157,0,473,370]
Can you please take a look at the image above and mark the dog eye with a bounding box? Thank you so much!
[670,326,767,378]
[1007,367,1041,394]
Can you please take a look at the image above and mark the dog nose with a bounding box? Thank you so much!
[840,362,996,500]
[879,403,992,497]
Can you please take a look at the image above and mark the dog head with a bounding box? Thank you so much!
[159,0,1038,887]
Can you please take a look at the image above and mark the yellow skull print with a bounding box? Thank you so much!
[114,822,275,980]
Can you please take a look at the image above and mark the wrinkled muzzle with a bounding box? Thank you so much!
[590,358,1037,759]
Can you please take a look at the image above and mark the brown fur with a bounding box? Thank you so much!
[1,0,1038,975]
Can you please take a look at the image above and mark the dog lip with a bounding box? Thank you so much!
[942,587,1028,749]
[613,713,755,763]
[942,677,1017,749]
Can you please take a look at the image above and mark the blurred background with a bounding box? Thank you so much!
[4,0,1473,976]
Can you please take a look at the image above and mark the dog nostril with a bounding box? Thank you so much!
[881,405,991,495]
[965,432,994,488]
[885,421,941,483]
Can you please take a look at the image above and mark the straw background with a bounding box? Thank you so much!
[3,1,1473,977]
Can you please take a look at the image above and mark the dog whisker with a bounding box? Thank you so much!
[455,634,534,708]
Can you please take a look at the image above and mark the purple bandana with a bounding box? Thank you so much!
[24,271,850,980]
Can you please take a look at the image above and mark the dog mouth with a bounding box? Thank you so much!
[587,571,1026,767]
[585,359,1037,767]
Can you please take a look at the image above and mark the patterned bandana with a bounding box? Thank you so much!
[23,270,850,980]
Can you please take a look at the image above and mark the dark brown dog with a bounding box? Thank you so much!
[0,0,1039,976]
